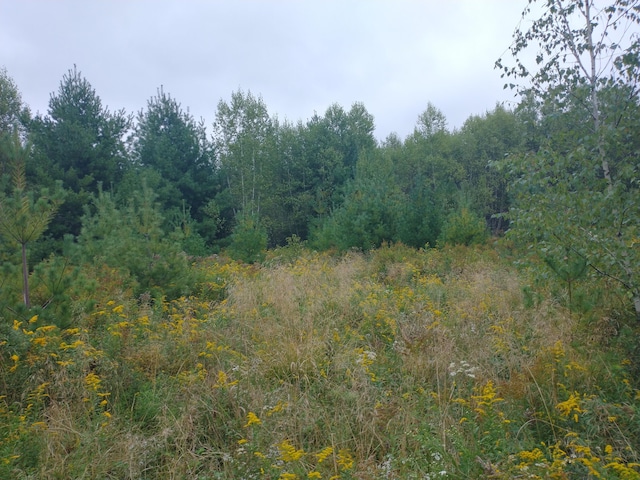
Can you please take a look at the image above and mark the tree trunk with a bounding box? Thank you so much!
[22,242,30,308]
[582,0,613,191]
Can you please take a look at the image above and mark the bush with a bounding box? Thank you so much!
[438,207,487,246]
[77,188,201,300]
[226,214,268,264]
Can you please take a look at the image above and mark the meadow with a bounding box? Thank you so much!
[1,243,639,479]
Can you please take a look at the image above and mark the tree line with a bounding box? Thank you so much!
[1,66,518,257]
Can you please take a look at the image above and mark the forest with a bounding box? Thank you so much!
[1,1,639,478]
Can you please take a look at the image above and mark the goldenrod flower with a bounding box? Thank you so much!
[9,354,19,372]
[278,439,305,462]
[556,393,584,418]
[244,411,261,427]
[31,337,47,347]
[85,373,101,391]
[315,446,333,463]
[279,473,298,480]
[337,449,354,470]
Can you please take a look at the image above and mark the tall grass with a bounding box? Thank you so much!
[1,244,638,478]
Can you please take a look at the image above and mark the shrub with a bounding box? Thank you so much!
[226,214,268,264]
[439,207,488,246]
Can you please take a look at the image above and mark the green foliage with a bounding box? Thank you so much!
[543,249,591,314]
[0,135,65,307]
[439,207,488,246]
[310,150,402,252]
[226,213,268,263]
[2,244,640,477]
[197,198,225,249]
[29,66,131,196]
[454,105,524,232]
[28,253,84,329]
[133,86,215,217]
[77,186,200,299]
[27,66,131,252]
[497,0,640,320]
[214,89,275,220]
[0,66,30,142]
[394,186,444,249]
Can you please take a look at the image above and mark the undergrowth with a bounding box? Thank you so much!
[1,244,639,479]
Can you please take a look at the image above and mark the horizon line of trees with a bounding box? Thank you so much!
[2,64,518,260]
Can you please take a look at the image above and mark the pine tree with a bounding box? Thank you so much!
[0,135,64,307]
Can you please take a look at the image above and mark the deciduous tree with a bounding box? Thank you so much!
[497,0,640,319]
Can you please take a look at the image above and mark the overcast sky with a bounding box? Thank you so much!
[1,1,527,140]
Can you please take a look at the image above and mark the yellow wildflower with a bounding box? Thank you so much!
[308,472,322,479]
[279,474,298,480]
[60,340,84,350]
[244,411,261,427]
[556,393,584,418]
[519,448,545,463]
[267,401,288,416]
[278,439,305,462]
[337,449,354,471]
[85,372,101,391]
[315,446,333,463]
[31,337,47,347]
[37,325,57,333]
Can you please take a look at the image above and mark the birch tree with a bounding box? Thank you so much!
[497,0,640,319]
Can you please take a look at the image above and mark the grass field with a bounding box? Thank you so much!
[2,243,639,479]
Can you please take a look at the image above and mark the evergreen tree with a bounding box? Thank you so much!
[0,135,64,307]
[29,66,131,240]
[311,149,402,251]
[132,87,215,224]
